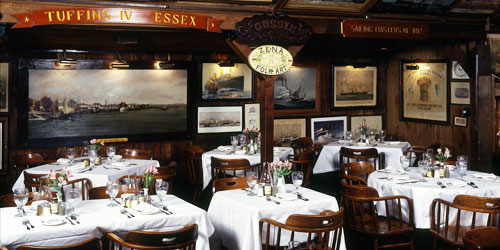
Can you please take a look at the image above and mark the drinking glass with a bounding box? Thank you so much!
[239,134,248,146]
[426,149,434,156]
[417,160,429,177]
[231,135,239,149]
[457,155,468,178]
[246,172,258,195]
[368,131,376,143]
[106,146,116,162]
[13,188,29,217]
[88,150,98,167]
[400,155,410,172]
[66,188,81,216]
[379,130,386,143]
[106,180,120,207]
[345,130,353,142]
[287,241,300,250]
[66,147,76,164]
[291,171,304,191]
[155,179,169,204]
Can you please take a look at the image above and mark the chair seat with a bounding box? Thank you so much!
[350,216,414,236]
[431,225,486,247]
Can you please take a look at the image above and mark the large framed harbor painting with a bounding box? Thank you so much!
[274,66,320,115]
[18,59,189,147]
[333,66,377,108]
[201,63,253,100]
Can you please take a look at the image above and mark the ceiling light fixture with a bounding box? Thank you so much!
[112,51,129,69]
[219,60,234,67]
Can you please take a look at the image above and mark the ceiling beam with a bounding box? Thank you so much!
[360,0,379,14]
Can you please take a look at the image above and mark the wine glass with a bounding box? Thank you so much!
[291,171,303,192]
[368,131,376,143]
[231,135,239,149]
[457,155,468,178]
[106,146,116,162]
[66,147,76,164]
[287,241,300,250]
[379,130,386,143]
[239,134,248,147]
[106,180,120,207]
[417,160,429,179]
[400,155,410,172]
[13,188,29,217]
[66,188,81,216]
[246,172,258,195]
[345,130,353,142]
[88,150,98,168]
[155,179,169,205]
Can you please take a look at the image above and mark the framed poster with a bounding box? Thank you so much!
[451,61,469,80]
[310,116,347,143]
[198,106,242,133]
[350,115,383,131]
[333,66,377,108]
[454,116,467,127]
[400,61,449,124]
[450,81,470,105]
[0,117,7,175]
[274,66,320,115]
[244,103,260,131]
[0,63,8,112]
[273,118,306,145]
[201,63,253,100]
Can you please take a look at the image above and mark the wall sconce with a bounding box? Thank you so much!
[58,50,77,66]
[219,60,234,67]
[405,65,419,70]
[111,51,129,68]
[158,53,175,69]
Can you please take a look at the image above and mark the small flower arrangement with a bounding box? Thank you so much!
[48,168,72,199]
[90,139,105,152]
[435,147,451,163]
[243,126,260,140]
[269,160,292,178]
[142,164,158,189]
[358,122,368,136]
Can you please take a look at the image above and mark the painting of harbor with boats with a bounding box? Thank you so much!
[202,63,253,100]
[198,106,242,133]
[333,66,377,107]
[274,67,316,110]
[28,69,187,139]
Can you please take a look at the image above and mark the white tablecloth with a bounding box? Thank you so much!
[368,169,500,229]
[207,187,345,250]
[201,147,293,189]
[314,141,411,173]
[0,195,214,250]
[12,159,159,191]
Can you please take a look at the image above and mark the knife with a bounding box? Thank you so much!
[396,180,419,184]
[467,182,478,188]
[297,194,309,201]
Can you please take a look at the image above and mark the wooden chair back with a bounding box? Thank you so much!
[403,148,425,167]
[339,176,368,207]
[106,224,198,250]
[88,186,125,200]
[339,147,385,170]
[118,149,152,160]
[13,153,46,168]
[16,237,102,250]
[210,156,254,180]
[0,192,35,208]
[184,145,204,203]
[427,141,441,152]
[430,195,500,249]
[150,161,176,195]
[260,209,344,250]
[289,147,315,187]
[117,174,143,194]
[62,178,93,201]
[290,137,313,158]
[23,172,48,192]
[213,177,249,193]
[462,227,500,250]
[340,161,375,181]
[342,185,414,249]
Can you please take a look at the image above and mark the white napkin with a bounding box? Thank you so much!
[217,146,233,152]
[387,175,409,182]
[276,193,297,201]
[109,161,130,168]
[385,141,400,145]
[472,173,497,181]
[379,166,406,174]
[57,158,70,164]
[338,140,350,144]
[67,163,86,171]
[446,180,468,187]
[134,202,160,215]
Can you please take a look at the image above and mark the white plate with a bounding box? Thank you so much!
[356,142,367,146]
[285,184,297,192]
[42,218,66,226]
[234,150,247,155]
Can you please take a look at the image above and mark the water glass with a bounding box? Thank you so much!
[287,241,300,250]
[426,149,434,156]
[246,172,258,195]
[400,155,410,171]
[106,180,120,207]
[379,130,386,143]
[417,160,429,177]
[66,188,81,216]
[368,131,376,143]
[457,155,468,178]
[231,135,239,148]
[155,180,168,204]
[106,146,116,162]
[13,188,29,217]
[239,134,248,146]
[291,171,304,191]
[66,147,76,164]
[345,130,353,141]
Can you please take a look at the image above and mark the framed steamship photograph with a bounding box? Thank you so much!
[198,106,242,133]
[0,63,8,112]
[311,116,347,143]
[400,61,449,124]
[333,66,377,108]
[201,63,253,100]
[274,66,320,115]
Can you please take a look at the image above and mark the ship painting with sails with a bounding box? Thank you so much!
[273,67,316,110]
[340,78,369,95]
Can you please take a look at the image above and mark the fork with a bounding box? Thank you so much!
[265,196,280,205]
[22,219,30,230]
[162,206,173,215]
[120,208,132,218]
[26,219,35,228]
[436,181,446,188]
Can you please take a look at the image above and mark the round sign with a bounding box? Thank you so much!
[248,45,293,76]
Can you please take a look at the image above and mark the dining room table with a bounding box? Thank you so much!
[12,158,160,191]
[200,146,293,190]
[313,141,411,173]
[367,167,500,229]
[0,195,214,250]
[207,186,346,250]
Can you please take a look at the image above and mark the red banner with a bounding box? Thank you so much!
[11,8,223,32]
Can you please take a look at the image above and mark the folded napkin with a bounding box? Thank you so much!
[66,163,86,171]
[109,161,130,168]
[57,158,71,164]
[446,180,468,187]
[276,193,297,201]
[385,141,400,145]
[379,166,406,174]
[472,173,497,180]
[134,202,160,215]
[338,140,350,144]
[387,175,409,182]
[217,146,233,152]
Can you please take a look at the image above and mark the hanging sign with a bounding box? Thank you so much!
[341,20,429,39]
[11,8,223,32]
[248,45,293,76]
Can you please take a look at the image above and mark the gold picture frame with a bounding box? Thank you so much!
[273,118,306,145]
[333,66,377,108]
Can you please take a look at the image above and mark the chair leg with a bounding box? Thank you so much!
[433,236,437,250]
[374,238,378,250]
[410,236,414,250]
[192,189,198,204]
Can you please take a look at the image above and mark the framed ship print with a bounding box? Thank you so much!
[333,66,377,108]
[400,61,449,124]
[274,66,320,115]
[0,63,8,112]
[311,116,347,143]
[201,63,253,100]
[274,118,306,145]
[198,106,242,133]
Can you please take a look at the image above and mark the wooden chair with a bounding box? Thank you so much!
[289,147,315,187]
[339,176,367,211]
[462,227,500,250]
[118,149,152,160]
[289,137,313,160]
[88,186,125,200]
[342,185,415,250]
[62,178,93,201]
[0,192,35,208]
[150,161,176,195]
[213,177,249,193]
[12,153,48,178]
[339,147,385,170]
[23,172,48,192]
[210,156,255,180]
[430,195,500,250]
[340,161,375,181]
[16,237,101,250]
[184,145,204,204]
[260,208,344,250]
[106,224,198,250]
[403,148,425,167]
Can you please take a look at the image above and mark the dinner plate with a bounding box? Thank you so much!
[42,218,66,226]
[135,203,160,215]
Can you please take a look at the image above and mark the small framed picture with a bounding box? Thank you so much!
[451,61,469,80]
[450,81,470,105]
[311,116,347,143]
[244,103,260,131]
[454,116,467,127]
[350,115,383,131]
[274,118,306,145]
[197,106,242,133]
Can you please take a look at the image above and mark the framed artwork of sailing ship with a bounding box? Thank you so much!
[311,116,347,143]
[401,61,449,124]
[201,63,253,100]
[198,106,242,133]
[274,66,320,115]
[333,66,377,108]
[274,118,306,145]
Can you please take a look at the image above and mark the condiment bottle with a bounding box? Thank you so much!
[138,191,145,203]
[444,165,450,178]
[50,197,59,214]
[433,167,440,179]
[439,165,445,178]
[260,163,273,197]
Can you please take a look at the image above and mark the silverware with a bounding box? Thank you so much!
[26,219,34,228]
[103,165,121,170]
[70,215,80,224]
[468,182,478,188]
[162,206,173,215]
[265,196,280,205]
[437,181,446,188]
[397,180,419,184]
[296,193,309,201]
[120,208,132,218]
[65,216,75,225]
[22,219,30,230]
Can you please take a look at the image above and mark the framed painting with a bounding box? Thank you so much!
[198,106,242,133]
[201,63,253,100]
[244,103,260,131]
[273,118,306,145]
[400,61,449,125]
[274,66,320,115]
[350,115,383,132]
[488,34,500,77]
[0,63,8,112]
[451,61,469,80]
[0,117,7,175]
[454,116,467,127]
[333,66,377,108]
[18,59,189,147]
[311,116,347,143]
[450,81,470,105]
